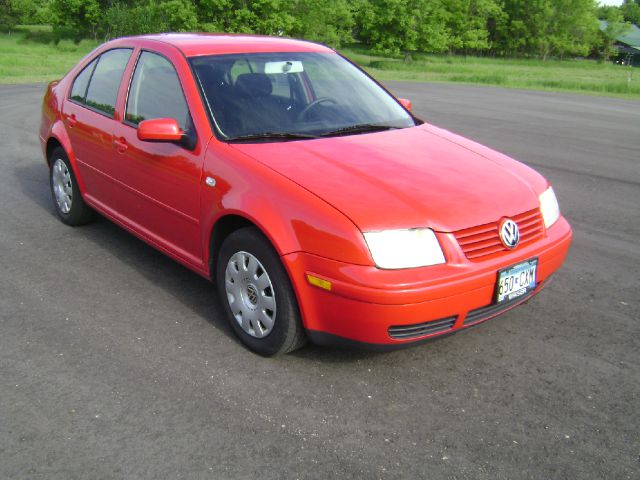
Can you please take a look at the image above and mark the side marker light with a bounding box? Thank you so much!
[306,274,332,291]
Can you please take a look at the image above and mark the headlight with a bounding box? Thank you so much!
[539,186,560,228]
[363,228,445,269]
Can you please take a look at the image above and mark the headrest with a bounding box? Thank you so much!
[235,73,272,97]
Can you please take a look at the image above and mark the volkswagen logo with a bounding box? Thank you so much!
[499,219,520,249]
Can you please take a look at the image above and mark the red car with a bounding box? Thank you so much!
[40,34,572,355]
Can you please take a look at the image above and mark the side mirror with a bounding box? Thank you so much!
[137,118,184,142]
[398,98,412,112]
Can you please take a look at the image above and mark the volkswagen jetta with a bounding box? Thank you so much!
[40,34,572,355]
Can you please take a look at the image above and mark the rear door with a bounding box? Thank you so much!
[62,48,133,211]
[111,50,204,268]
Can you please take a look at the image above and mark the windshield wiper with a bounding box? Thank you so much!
[320,123,400,138]
[227,131,318,142]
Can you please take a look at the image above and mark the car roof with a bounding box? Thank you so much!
[125,33,334,57]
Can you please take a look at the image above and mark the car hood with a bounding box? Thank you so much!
[230,124,548,232]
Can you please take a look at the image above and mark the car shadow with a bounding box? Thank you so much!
[14,161,423,362]
[14,162,241,346]
[15,159,58,219]
[290,327,457,362]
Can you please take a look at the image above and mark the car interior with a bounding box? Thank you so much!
[192,59,353,138]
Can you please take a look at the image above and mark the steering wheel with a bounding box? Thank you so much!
[297,97,338,121]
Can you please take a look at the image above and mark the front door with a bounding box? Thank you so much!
[111,50,204,268]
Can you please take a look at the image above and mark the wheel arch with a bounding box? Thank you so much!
[203,187,372,282]
[208,213,258,280]
[45,137,64,166]
[207,210,300,281]
[45,123,88,194]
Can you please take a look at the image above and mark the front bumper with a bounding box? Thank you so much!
[281,216,572,348]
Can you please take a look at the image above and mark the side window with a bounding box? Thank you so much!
[125,51,190,130]
[84,48,132,116]
[70,58,98,103]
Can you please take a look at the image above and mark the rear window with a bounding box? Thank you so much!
[71,48,132,117]
[69,58,98,103]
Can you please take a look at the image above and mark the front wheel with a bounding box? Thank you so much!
[216,227,306,356]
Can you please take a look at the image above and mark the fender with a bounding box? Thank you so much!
[41,78,90,196]
[199,140,373,273]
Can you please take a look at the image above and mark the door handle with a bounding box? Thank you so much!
[65,113,77,128]
[113,137,128,153]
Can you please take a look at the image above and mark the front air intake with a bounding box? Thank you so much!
[388,316,457,340]
[464,289,536,326]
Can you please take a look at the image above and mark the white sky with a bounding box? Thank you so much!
[598,0,623,5]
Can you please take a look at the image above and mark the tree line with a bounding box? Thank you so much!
[1,0,639,60]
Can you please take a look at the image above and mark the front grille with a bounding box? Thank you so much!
[453,208,544,261]
[388,316,457,340]
[463,288,536,326]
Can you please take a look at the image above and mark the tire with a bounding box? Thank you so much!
[49,147,94,226]
[216,227,307,356]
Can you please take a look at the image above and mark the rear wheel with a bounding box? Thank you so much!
[216,227,306,356]
[49,147,94,226]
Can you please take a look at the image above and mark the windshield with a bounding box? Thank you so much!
[190,52,416,141]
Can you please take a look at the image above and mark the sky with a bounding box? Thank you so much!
[598,0,623,5]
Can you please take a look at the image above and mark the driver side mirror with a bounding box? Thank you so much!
[398,98,412,111]
[138,118,184,142]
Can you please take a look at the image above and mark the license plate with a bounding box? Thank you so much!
[496,258,538,303]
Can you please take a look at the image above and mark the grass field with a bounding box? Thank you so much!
[0,27,97,84]
[342,46,640,98]
[1,27,638,99]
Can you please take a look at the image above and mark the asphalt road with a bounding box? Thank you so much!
[1,82,639,480]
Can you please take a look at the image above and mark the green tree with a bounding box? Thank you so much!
[596,5,620,20]
[444,0,504,54]
[154,0,198,32]
[101,2,140,37]
[288,0,355,47]
[47,0,102,41]
[0,0,20,32]
[356,0,450,59]
[599,7,631,61]
[194,0,229,31]
[197,0,295,35]
[494,0,598,59]
[99,0,198,39]
[0,0,49,25]
[621,0,640,24]
[545,0,599,58]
